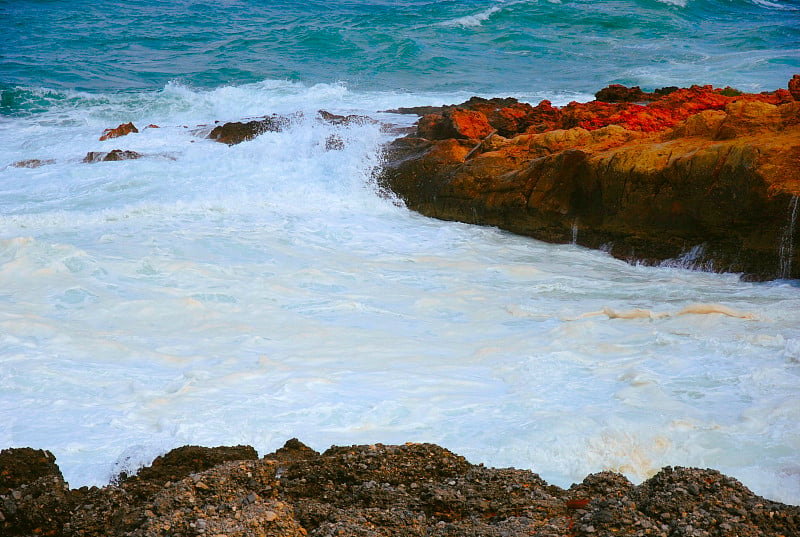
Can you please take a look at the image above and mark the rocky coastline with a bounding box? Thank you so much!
[1,440,798,537]
[378,77,800,281]
[12,78,799,280]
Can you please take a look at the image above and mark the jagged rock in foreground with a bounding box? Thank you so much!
[379,80,800,281]
[1,441,798,536]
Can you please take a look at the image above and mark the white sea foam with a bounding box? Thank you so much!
[1,80,799,505]
[655,0,688,7]
[439,6,502,28]
[750,0,797,9]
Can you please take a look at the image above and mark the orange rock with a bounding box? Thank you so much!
[99,122,138,141]
[522,100,562,134]
[417,109,494,140]
[449,109,494,139]
[380,83,800,281]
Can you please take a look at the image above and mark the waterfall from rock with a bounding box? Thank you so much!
[571,219,579,245]
[778,195,799,279]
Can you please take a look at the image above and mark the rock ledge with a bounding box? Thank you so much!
[379,80,800,281]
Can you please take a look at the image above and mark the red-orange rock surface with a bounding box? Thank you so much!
[380,79,800,280]
[99,122,138,141]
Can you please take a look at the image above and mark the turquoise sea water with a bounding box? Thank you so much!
[1,0,800,505]
[3,0,799,96]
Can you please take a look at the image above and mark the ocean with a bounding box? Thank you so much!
[1,0,799,505]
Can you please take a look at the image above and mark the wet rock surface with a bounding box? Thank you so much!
[379,79,800,281]
[207,115,292,145]
[1,440,798,537]
[83,149,143,163]
[100,122,139,141]
[9,159,56,168]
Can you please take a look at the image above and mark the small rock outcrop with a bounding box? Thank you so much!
[1,441,798,537]
[100,122,139,141]
[380,79,800,280]
[316,110,375,126]
[83,149,143,163]
[207,115,291,145]
[10,159,55,168]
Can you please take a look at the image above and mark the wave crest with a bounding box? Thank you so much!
[438,5,502,28]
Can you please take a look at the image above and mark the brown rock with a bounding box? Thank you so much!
[594,84,651,103]
[263,438,320,463]
[208,115,290,145]
[2,441,799,537]
[789,74,800,101]
[100,122,138,141]
[0,448,62,494]
[0,448,73,536]
[10,158,55,168]
[381,104,449,116]
[131,460,302,537]
[83,149,142,163]
[122,444,258,494]
[317,110,375,126]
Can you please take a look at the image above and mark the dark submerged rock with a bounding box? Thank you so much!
[83,149,142,163]
[208,115,291,145]
[317,110,376,126]
[9,158,56,168]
